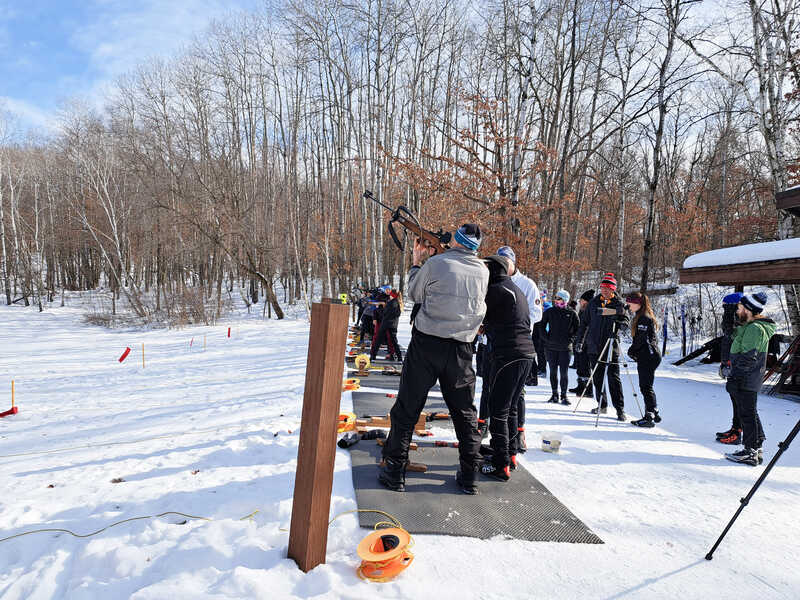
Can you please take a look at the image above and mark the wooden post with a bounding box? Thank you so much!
[288,301,349,572]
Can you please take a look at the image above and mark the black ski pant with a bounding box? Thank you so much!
[726,380,765,449]
[383,329,481,473]
[589,350,624,410]
[534,324,547,374]
[546,349,570,396]
[480,345,530,429]
[360,315,374,342]
[636,354,661,414]
[370,320,397,359]
[486,356,533,468]
[576,348,591,379]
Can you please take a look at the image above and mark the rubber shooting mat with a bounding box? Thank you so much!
[348,441,604,544]
[347,372,443,393]
[351,391,451,424]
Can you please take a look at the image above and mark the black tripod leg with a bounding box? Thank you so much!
[705,417,800,560]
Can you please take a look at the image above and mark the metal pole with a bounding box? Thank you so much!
[705,417,800,560]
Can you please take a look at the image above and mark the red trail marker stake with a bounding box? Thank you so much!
[227,327,231,338]
[0,380,17,418]
[119,347,131,362]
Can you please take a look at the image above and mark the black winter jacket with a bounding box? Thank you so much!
[577,292,629,356]
[483,273,536,360]
[627,314,660,362]
[541,306,579,352]
[381,298,401,329]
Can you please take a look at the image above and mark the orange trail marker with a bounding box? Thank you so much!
[119,347,131,362]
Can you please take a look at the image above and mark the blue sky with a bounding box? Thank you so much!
[0,0,260,134]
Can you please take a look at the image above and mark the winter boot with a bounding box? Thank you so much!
[560,393,571,406]
[378,457,408,492]
[725,447,760,466]
[590,406,608,415]
[547,393,559,404]
[481,461,511,482]
[631,412,655,428]
[509,454,518,471]
[718,429,742,445]
[616,408,626,422]
[517,428,527,454]
[652,409,662,423]
[455,462,478,495]
[568,378,585,394]
[715,426,738,440]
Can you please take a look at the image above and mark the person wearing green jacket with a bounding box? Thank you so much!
[724,292,776,466]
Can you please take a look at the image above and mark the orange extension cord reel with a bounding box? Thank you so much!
[356,527,414,583]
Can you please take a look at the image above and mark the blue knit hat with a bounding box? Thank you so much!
[454,224,482,251]
[740,292,767,315]
[723,292,743,305]
[555,289,570,303]
[497,246,516,263]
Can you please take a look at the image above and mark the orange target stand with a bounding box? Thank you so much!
[0,380,18,418]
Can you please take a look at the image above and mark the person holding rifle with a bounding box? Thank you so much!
[379,224,488,494]
[724,292,775,466]
[576,273,629,421]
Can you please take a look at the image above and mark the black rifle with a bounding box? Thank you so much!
[363,190,451,255]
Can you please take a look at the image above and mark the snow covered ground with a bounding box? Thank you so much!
[1,299,798,599]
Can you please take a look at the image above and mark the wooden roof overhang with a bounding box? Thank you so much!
[776,186,800,217]
[679,258,800,286]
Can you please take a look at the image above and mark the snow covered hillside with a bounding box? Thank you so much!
[0,300,798,599]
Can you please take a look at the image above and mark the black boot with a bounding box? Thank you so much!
[715,425,737,439]
[631,412,655,428]
[547,393,559,404]
[378,457,408,492]
[652,409,661,423]
[560,393,571,406]
[725,447,760,466]
[477,419,488,439]
[616,408,626,422]
[480,460,510,482]
[455,461,478,495]
[517,428,527,454]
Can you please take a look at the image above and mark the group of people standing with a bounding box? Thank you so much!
[377,223,775,495]
[355,285,404,362]
[377,223,669,495]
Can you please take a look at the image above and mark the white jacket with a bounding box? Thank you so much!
[511,271,542,329]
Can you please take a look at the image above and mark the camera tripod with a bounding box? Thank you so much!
[705,416,800,559]
[573,322,644,428]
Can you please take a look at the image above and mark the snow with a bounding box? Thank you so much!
[1,298,799,599]
[682,238,800,269]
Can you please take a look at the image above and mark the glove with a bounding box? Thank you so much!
[575,342,584,354]
[720,362,731,379]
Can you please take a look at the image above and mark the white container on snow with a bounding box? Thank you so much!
[540,431,562,453]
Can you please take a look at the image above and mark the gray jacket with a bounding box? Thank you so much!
[406,247,488,342]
